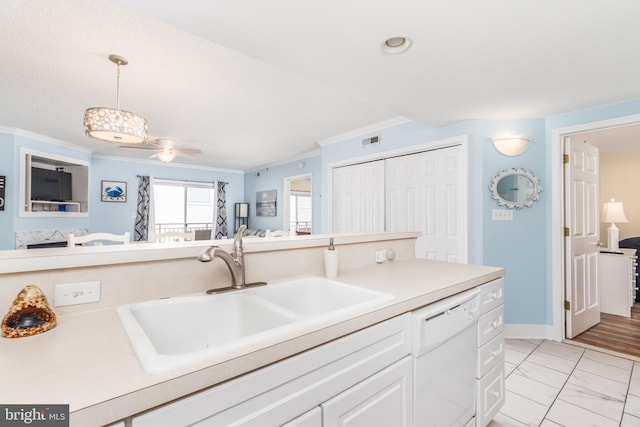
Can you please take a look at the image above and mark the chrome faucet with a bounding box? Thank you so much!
[197,225,266,293]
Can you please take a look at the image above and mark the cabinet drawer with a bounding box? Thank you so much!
[476,363,505,427]
[477,332,504,379]
[478,278,504,314]
[477,305,504,347]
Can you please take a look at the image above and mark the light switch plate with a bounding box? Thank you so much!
[54,281,100,307]
[492,209,513,221]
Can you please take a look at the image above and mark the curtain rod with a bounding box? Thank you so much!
[135,175,228,185]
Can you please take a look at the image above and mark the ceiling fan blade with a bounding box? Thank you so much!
[178,148,203,155]
[119,145,161,151]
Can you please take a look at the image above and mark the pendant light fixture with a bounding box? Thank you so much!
[83,54,148,144]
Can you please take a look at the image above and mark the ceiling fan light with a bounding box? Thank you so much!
[157,150,176,163]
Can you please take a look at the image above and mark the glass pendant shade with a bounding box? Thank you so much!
[492,135,533,156]
[84,107,148,144]
[84,54,148,144]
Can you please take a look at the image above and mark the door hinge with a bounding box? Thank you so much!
[564,300,571,310]
[564,227,570,237]
[563,154,569,164]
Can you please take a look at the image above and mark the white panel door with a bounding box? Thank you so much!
[564,137,600,338]
[385,146,465,262]
[332,160,385,233]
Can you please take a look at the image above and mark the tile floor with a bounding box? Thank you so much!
[489,339,640,427]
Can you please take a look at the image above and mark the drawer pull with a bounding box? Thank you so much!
[490,292,500,300]
[490,320,499,328]
[491,391,500,398]
[491,350,500,357]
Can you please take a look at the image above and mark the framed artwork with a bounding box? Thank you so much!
[101,180,127,202]
[256,189,277,216]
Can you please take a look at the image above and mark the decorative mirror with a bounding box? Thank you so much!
[490,168,542,209]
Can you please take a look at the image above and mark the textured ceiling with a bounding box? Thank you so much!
[2,0,640,170]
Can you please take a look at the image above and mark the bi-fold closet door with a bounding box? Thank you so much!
[332,145,466,263]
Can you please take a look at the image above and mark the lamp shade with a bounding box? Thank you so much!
[235,203,249,218]
[84,107,148,144]
[602,199,628,224]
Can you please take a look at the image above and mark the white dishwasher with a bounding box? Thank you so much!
[411,288,480,427]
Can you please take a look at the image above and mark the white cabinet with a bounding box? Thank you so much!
[322,356,413,427]
[282,408,322,427]
[475,278,505,427]
[131,314,411,427]
[599,249,637,318]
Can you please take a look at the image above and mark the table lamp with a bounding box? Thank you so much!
[602,198,628,252]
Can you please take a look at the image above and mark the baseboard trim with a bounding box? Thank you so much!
[504,324,557,341]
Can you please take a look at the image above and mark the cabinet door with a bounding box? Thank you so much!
[283,407,322,427]
[322,356,413,427]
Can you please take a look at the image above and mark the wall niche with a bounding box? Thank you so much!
[20,148,89,217]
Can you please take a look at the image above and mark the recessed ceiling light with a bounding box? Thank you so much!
[381,36,412,54]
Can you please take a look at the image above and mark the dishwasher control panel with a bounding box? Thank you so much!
[411,288,480,356]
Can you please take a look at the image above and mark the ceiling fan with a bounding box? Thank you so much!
[119,138,202,163]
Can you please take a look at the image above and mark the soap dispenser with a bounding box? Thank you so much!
[324,237,339,278]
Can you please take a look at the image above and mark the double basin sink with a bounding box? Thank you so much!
[117,277,393,372]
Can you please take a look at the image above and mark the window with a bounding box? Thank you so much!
[290,192,312,234]
[153,180,215,234]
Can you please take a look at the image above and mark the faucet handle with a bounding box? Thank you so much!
[233,225,247,257]
[236,224,247,240]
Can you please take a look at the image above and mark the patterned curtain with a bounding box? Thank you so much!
[214,181,228,239]
[135,176,151,241]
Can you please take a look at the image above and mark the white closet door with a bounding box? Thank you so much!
[386,146,465,262]
[332,160,385,233]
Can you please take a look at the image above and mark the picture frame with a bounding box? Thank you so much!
[256,189,277,216]
[101,180,127,202]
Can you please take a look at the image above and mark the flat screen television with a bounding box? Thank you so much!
[31,167,72,201]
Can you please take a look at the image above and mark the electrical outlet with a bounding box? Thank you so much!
[492,209,513,221]
[375,249,387,263]
[54,281,100,307]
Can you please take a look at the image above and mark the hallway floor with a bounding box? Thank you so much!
[489,339,640,426]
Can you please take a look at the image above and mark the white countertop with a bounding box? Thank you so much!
[0,258,503,426]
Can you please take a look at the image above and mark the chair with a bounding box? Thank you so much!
[148,230,196,243]
[67,232,130,247]
[266,230,288,237]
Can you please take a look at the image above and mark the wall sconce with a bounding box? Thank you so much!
[490,135,534,156]
[234,203,249,232]
[602,198,628,252]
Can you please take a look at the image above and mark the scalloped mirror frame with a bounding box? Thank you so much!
[490,168,542,209]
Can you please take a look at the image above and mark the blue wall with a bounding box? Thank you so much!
[0,131,244,249]
[244,155,321,232]
[0,133,15,247]
[90,158,244,237]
